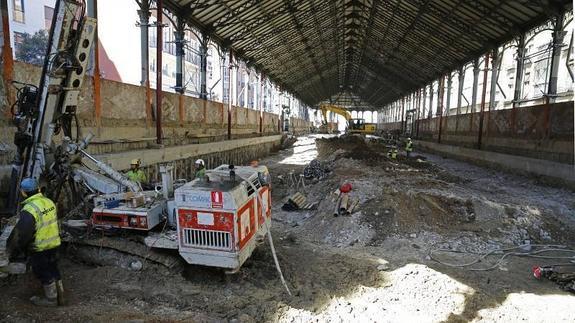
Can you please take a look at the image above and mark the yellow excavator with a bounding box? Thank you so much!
[319,104,377,135]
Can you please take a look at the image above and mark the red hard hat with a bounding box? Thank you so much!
[339,182,353,193]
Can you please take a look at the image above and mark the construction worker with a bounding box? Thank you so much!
[387,146,398,160]
[195,159,206,179]
[126,159,147,184]
[405,137,413,158]
[8,178,64,307]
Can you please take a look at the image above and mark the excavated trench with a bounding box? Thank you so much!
[1,134,574,322]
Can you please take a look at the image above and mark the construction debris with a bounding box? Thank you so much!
[282,192,317,211]
[333,193,360,217]
[533,264,575,293]
[331,182,360,217]
[303,159,330,180]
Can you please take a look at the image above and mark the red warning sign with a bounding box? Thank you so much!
[211,191,223,208]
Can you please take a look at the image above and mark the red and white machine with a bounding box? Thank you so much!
[91,192,165,231]
[174,164,272,271]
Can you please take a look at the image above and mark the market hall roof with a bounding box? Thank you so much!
[164,0,573,108]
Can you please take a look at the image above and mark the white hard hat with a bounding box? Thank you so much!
[407,137,412,141]
[195,159,204,166]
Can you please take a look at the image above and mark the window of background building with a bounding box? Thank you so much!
[13,31,25,54]
[13,0,25,23]
[44,6,54,30]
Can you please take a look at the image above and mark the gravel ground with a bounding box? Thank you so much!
[1,134,574,322]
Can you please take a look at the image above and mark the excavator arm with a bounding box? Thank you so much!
[319,104,352,124]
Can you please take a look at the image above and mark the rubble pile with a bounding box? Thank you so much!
[303,159,330,180]
[275,135,575,253]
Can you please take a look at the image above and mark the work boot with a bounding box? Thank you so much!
[56,280,66,306]
[30,282,58,307]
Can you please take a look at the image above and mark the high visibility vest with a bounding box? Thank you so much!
[22,193,61,252]
[406,141,413,152]
[195,168,206,179]
[127,169,147,183]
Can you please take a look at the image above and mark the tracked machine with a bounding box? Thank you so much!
[0,0,274,276]
[318,104,377,135]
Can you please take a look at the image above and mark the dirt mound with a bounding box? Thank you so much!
[316,135,368,158]
[360,192,475,245]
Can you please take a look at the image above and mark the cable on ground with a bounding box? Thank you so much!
[429,244,575,271]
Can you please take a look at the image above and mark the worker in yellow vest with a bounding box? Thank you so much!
[195,159,206,179]
[8,178,64,306]
[387,146,398,160]
[405,138,413,158]
[126,159,147,184]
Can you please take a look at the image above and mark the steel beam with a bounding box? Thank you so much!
[488,47,500,112]
[259,73,263,133]
[137,1,151,87]
[547,12,566,102]
[227,49,233,140]
[87,0,101,127]
[437,75,444,143]
[471,58,480,113]
[174,18,185,94]
[477,52,490,150]
[457,67,464,115]
[421,85,427,123]
[428,83,434,119]
[199,33,208,99]
[1,0,13,111]
[456,66,464,132]
[513,33,526,107]
[137,1,153,127]
[446,73,452,116]
[156,0,164,144]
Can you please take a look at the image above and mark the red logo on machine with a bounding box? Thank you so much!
[211,191,223,208]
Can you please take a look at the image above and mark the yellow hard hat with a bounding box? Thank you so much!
[130,159,140,165]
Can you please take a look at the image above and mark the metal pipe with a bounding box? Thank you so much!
[477,52,490,150]
[79,150,141,192]
[156,0,163,144]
